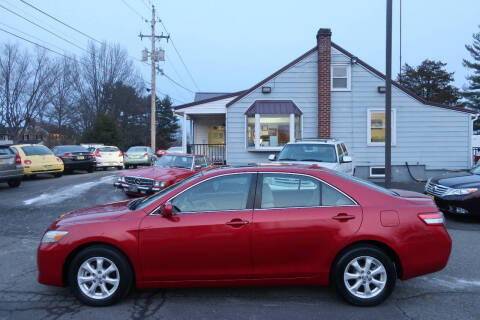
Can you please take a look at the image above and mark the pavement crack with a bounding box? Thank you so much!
[130,290,166,320]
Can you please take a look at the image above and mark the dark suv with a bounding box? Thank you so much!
[0,145,23,187]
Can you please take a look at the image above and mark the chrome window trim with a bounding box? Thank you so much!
[149,172,256,215]
[258,171,359,208]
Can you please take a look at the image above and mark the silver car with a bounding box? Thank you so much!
[124,146,156,169]
[0,145,23,187]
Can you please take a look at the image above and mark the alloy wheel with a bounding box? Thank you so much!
[343,256,387,299]
[77,257,120,300]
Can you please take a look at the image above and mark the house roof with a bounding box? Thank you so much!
[174,90,247,110]
[226,43,477,115]
[194,92,231,102]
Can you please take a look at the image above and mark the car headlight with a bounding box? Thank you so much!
[41,231,68,243]
[153,181,167,188]
[444,188,478,196]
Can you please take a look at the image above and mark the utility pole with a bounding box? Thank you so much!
[139,5,169,151]
[385,0,393,188]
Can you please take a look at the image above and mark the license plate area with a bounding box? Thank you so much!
[77,156,85,160]
[129,185,138,192]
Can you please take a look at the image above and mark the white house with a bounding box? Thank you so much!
[174,29,478,181]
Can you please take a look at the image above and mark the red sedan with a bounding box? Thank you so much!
[38,165,451,307]
[114,153,213,196]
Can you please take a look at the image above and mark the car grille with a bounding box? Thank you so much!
[425,182,450,197]
[124,176,154,187]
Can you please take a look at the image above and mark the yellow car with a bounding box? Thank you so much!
[10,144,64,177]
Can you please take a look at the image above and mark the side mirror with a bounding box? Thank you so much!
[342,156,352,163]
[195,165,202,170]
[268,154,276,161]
[162,202,173,217]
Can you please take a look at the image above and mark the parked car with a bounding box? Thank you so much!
[268,139,353,174]
[38,165,451,307]
[114,153,212,196]
[123,146,156,168]
[52,145,96,174]
[10,144,63,178]
[0,145,23,187]
[425,165,480,215]
[91,146,124,170]
[166,146,183,154]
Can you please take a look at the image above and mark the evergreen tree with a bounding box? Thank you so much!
[82,113,123,148]
[155,96,180,149]
[463,25,480,131]
[398,59,459,105]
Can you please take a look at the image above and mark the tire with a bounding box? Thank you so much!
[133,165,137,169]
[68,245,133,307]
[7,179,21,188]
[87,167,94,173]
[53,172,62,178]
[331,245,396,306]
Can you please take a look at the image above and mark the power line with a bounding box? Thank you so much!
[0,3,88,53]
[159,20,200,91]
[161,72,195,93]
[0,27,75,61]
[18,0,102,44]
[121,0,146,20]
[0,22,68,53]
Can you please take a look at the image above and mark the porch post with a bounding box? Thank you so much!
[254,114,260,149]
[289,113,295,142]
[182,113,187,153]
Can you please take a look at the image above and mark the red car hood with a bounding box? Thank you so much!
[119,166,192,180]
[51,200,132,228]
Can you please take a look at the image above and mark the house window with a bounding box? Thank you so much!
[331,65,351,91]
[247,114,301,150]
[370,167,386,178]
[367,109,397,146]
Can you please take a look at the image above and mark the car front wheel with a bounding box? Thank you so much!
[7,179,21,188]
[68,245,133,306]
[332,245,396,306]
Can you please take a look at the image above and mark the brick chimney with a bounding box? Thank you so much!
[316,28,331,138]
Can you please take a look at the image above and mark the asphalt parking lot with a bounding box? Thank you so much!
[0,171,480,320]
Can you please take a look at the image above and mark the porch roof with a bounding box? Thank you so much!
[245,100,303,116]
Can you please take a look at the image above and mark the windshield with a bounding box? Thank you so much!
[332,171,399,197]
[133,172,204,210]
[21,145,53,156]
[277,144,337,163]
[128,147,147,153]
[154,154,193,170]
[471,165,480,175]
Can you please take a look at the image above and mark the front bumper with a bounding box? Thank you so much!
[37,242,67,287]
[114,181,161,196]
[432,196,480,215]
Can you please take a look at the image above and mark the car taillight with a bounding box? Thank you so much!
[95,150,101,157]
[62,153,73,159]
[88,153,95,159]
[15,154,21,165]
[124,153,128,158]
[143,153,148,157]
[24,159,32,165]
[119,151,123,157]
[56,157,62,163]
[418,212,444,225]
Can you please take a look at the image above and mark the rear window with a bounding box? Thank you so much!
[21,145,53,156]
[98,147,119,152]
[332,171,398,197]
[54,146,88,153]
[128,147,147,152]
[0,147,13,155]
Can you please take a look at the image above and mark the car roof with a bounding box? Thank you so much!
[286,139,342,145]
[199,164,331,178]
[162,152,205,157]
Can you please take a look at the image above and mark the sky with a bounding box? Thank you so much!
[1,0,479,106]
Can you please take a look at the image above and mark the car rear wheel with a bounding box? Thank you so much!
[7,179,21,188]
[53,172,62,178]
[332,245,396,306]
[68,245,133,306]
[87,168,94,173]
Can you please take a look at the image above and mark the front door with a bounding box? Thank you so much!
[252,173,362,278]
[139,173,257,281]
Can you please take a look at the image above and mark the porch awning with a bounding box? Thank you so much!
[244,100,302,116]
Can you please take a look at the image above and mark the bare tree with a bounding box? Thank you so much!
[72,42,140,130]
[0,43,58,141]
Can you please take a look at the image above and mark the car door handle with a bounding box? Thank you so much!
[226,219,249,228]
[332,213,356,221]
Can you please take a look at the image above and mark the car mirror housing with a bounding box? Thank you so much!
[268,154,276,161]
[342,156,352,163]
[162,202,173,217]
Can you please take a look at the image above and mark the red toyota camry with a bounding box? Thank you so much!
[37,165,451,307]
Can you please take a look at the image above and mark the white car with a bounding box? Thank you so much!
[269,139,354,174]
[92,146,124,170]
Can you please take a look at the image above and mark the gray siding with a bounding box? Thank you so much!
[227,47,472,171]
